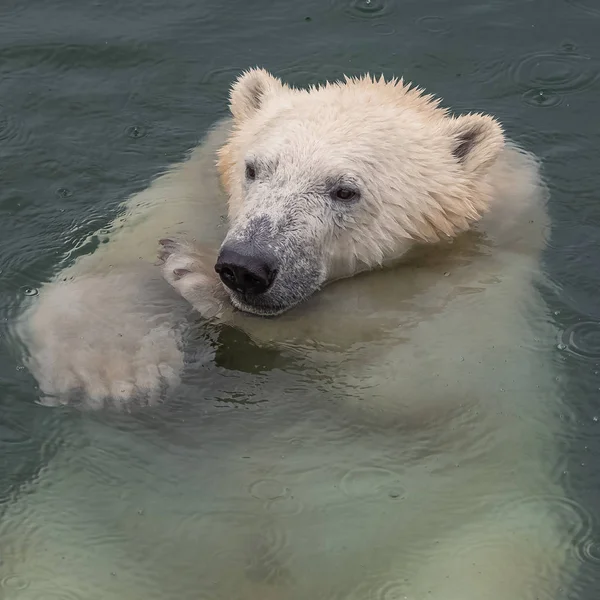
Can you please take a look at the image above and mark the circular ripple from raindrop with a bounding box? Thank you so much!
[508,494,593,551]
[374,579,407,600]
[522,88,562,108]
[417,15,450,34]
[510,50,599,98]
[126,124,148,139]
[331,0,392,19]
[560,322,600,360]
[22,286,38,297]
[579,539,600,565]
[55,187,73,199]
[340,467,404,499]
[265,495,305,517]
[249,479,289,501]
[1,575,30,591]
[371,22,395,36]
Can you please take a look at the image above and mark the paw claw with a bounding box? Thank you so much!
[172,268,191,280]
[157,238,180,263]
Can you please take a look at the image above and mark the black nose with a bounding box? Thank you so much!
[215,246,277,295]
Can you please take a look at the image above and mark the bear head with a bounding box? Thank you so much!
[215,68,505,316]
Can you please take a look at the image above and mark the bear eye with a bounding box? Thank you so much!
[332,187,357,202]
[245,163,257,181]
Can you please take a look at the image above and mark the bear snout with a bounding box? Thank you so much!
[215,244,278,296]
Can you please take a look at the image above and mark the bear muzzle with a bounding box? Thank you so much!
[215,244,278,296]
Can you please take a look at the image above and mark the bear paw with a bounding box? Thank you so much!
[23,273,185,410]
[158,238,225,318]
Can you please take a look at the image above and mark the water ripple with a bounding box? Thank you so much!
[345,0,391,19]
[521,88,562,108]
[513,50,598,109]
[578,539,600,565]
[55,187,73,199]
[371,579,406,600]
[560,321,600,360]
[416,15,450,34]
[249,479,289,501]
[125,123,148,139]
[343,575,410,600]
[511,50,598,94]
[248,477,305,517]
[340,466,404,500]
[264,494,305,517]
[507,494,593,551]
[329,0,393,20]
[470,48,599,106]
[371,22,395,36]
[0,575,30,591]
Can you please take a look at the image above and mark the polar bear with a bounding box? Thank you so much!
[6,69,578,599]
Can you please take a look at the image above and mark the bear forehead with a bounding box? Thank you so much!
[244,112,451,182]
[285,77,446,114]
[245,123,423,181]
[239,86,449,161]
[264,86,445,129]
[246,107,447,163]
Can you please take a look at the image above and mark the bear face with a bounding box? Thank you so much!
[214,68,506,316]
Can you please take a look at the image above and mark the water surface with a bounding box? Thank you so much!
[1,0,600,598]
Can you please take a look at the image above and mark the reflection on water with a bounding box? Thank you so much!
[1,0,600,598]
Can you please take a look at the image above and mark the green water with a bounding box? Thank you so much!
[1,0,600,598]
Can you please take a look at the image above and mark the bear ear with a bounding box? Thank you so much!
[443,113,505,174]
[229,68,284,122]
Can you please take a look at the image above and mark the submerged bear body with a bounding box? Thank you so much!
[7,70,576,599]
